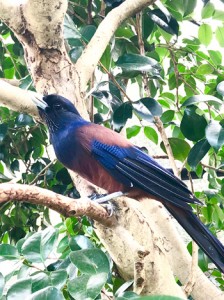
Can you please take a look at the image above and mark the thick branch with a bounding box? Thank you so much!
[0,80,39,117]
[0,183,115,227]
[75,0,156,91]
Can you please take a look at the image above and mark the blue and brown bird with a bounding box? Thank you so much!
[32,93,224,273]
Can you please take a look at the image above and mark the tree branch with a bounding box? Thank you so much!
[0,183,115,227]
[75,0,156,91]
[0,80,39,118]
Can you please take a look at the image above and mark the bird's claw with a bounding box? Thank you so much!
[101,202,114,217]
[88,191,125,217]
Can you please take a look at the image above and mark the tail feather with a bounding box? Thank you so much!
[165,203,224,273]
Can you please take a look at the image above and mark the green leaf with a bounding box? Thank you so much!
[80,25,96,42]
[216,27,224,47]
[180,106,207,141]
[70,248,110,274]
[126,126,141,139]
[50,270,67,289]
[208,50,222,66]
[69,235,94,251]
[117,293,185,300]
[0,123,8,142]
[213,10,224,21]
[0,244,19,260]
[116,54,160,73]
[7,278,32,300]
[27,286,64,300]
[22,227,58,263]
[64,14,81,39]
[21,232,42,263]
[147,9,179,36]
[31,273,50,292]
[144,127,158,144]
[41,227,58,261]
[216,81,224,96]
[181,95,222,107]
[0,272,5,298]
[160,110,175,123]
[68,273,108,300]
[187,139,211,169]
[160,138,191,162]
[196,64,214,75]
[15,114,34,126]
[198,24,212,46]
[133,97,162,122]
[201,2,215,19]
[69,47,84,63]
[113,102,133,131]
[205,121,224,150]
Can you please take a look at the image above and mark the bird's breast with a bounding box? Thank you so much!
[51,129,127,194]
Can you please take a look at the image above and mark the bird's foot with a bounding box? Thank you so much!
[88,191,125,216]
[92,191,125,204]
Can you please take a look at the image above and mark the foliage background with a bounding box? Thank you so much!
[0,0,224,299]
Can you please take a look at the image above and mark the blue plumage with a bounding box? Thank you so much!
[32,93,224,273]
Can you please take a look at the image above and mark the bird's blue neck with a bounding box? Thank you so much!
[50,117,90,166]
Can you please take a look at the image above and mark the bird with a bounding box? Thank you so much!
[32,93,224,273]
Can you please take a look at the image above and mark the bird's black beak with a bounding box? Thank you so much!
[30,93,49,111]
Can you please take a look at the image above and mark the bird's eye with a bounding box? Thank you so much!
[54,104,62,110]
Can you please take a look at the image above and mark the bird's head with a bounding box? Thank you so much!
[31,93,81,133]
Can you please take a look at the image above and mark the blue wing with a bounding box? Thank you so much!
[91,140,201,210]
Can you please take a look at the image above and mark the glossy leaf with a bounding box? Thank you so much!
[50,270,67,289]
[7,278,32,300]
[180,106,207,141]
[64,14,81,39]
[181,95,222,107]
[133,97,162,122]
[216,81,224,96]
[117,292,185,299]
[31,273,50,292]
[196,64,213,75]
[147,9,179,36]
[205,121,224,150]
[0,244,19,260]
[69,235,94,251]
[198,24,212,46]
[116,54,160,73]
[15,114,34,126]
[161,138,191,162]
[216,27,224,47]
[22,227,58,263]
[160,110,175,123]
[126,126,141,139]
[113,102,133,131]
[70,248,110,274]
[69,47,84,63]
[68,273,108,300]
[0,123,7,142]
[144,126,158,144]
[208,50,222,66]
[187,139,211,169]
[201,2,214,19]
[80,25,96,42]
[27,286,64,300]
[0,272,5,298]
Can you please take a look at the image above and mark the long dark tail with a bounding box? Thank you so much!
[165,203,224,273]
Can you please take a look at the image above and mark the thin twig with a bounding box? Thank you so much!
[87,0,93,24]
[201,163,224,174]
[0,36,23,79]
[99,61,132,102]
[30,160,56,185]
